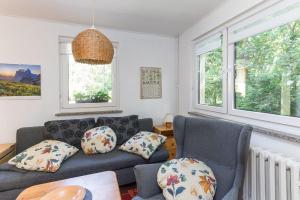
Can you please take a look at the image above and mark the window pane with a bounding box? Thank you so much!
[68,55,112,104]
[234,20,300,118]
[198,48,223,107]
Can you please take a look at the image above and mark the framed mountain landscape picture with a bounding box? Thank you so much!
[0,63,41,99]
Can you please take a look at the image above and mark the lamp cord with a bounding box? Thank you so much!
[91,0,95,29]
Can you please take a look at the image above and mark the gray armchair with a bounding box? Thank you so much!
[133,115,252,200]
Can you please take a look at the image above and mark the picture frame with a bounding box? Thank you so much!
[140,67,162,99]
[0,63,41,99]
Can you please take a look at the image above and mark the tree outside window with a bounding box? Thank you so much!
[234,20,300,118]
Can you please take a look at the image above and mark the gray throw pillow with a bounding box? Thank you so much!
[44,118,96,148]
[96,115,139,144]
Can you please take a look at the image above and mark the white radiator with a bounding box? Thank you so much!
[243,147,300,200]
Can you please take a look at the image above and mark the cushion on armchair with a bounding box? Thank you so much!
[44,118,96,148]
[157,158,217,200]
[96,115,140,144]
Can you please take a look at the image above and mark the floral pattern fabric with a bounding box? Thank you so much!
[81,126,117,154]
[8,140,78,173]
[119,131,166,159]
[157,158,217,200]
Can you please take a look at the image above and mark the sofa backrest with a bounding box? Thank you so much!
[173,115,252,200]
[16,126,44,154]
[96,115,140,145]
[16,118,153,154]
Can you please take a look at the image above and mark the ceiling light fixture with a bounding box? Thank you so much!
[72,0,114,65]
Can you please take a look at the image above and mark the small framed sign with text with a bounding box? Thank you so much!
[140,67,162,99]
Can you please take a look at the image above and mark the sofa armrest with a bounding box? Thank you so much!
[134,163,162,198]
[16,127,44,153]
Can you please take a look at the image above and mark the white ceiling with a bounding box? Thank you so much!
[0,0,224,36]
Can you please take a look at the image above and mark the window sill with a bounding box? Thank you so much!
[188,111,300,144]
[55,110,123,117]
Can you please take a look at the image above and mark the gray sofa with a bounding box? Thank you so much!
[133,116,252,200]
[0,118,169,200]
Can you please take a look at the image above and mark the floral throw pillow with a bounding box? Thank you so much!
[157,158,217,200]
[8,140,78,173]
[81,126,117,155]
[119,131,166,159]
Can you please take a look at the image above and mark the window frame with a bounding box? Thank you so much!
[228,38,300,128]
[192,29,228,114]
[59,36,120,112]
[192,0,300,128]
[227,0,300,127]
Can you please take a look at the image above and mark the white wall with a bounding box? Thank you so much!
[0,16,178,143]
[178,0,300,161]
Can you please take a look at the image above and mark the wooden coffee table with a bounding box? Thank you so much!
[17,171,121,200]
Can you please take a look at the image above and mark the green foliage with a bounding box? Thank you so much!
[0,80,41,96]
[73,92,86,102]
[234,20,300,117]
[92,90,110,103]
[74,90,111,103]
[202,19,300,118]
[202,48,223,107]
[68,55,113,104]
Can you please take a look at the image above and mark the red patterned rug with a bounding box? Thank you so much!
[121,187,137,200]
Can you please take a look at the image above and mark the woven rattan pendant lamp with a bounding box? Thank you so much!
[72,1,114,65]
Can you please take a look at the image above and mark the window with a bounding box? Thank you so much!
[234,20,300,118]
[194,31,227,113]
[193,0,300,126]
[59,37,119,111]
[227,0,300,126]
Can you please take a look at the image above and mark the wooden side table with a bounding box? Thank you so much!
[154,125,176,160]
[0,143,16,164]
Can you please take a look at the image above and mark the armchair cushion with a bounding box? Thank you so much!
[134,163,163,198]
[157,158,216,200]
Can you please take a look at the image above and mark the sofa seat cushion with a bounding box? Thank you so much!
[0,147,168,192]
